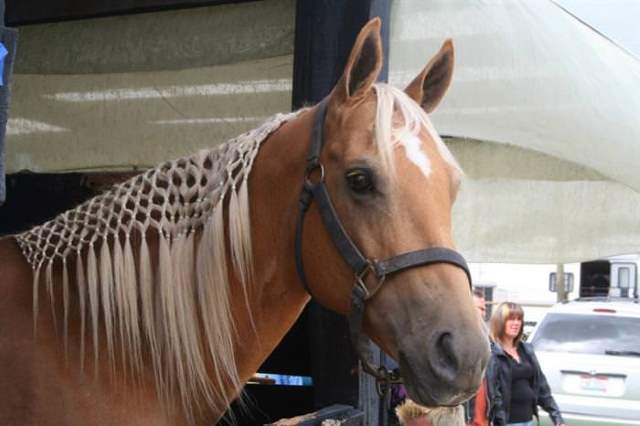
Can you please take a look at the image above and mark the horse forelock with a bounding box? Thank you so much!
[372,83,462,180]
[13,109,300,423]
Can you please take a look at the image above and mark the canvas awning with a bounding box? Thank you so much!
[6,0,640,263]
[5,0,294,173]
[389,0,640,263]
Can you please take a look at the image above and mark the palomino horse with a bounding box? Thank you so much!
[0,18,489,425]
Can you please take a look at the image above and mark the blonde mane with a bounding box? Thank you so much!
[373,82,462,177]
[14,109,299,423]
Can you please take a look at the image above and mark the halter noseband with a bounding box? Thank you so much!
[294,98,472,382]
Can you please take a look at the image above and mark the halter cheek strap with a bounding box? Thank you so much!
[294,98,472,382]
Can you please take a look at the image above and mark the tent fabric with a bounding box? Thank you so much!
[5,55,293,174]
[389,0,640,263]
[5,0,294,174]
[6,0,640,263]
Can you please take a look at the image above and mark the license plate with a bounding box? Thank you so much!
[580,375,608,392]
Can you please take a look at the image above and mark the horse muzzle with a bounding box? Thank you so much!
[397,328,490,407]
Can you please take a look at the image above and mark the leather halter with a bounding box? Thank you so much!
[294,98,472,382]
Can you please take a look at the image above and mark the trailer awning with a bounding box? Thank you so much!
[7,0,640,263]
[5,0,294,173]
[390,0,640,263]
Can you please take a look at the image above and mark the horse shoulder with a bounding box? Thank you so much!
[0,236,33,316]
[0,237,43,424]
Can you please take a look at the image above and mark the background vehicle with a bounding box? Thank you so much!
[529,298,640,426]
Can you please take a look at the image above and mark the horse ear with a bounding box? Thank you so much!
[332,18,383,104]
[405,39,455,113]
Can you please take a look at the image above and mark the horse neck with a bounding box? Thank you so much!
[229,108,315,386]
[0,108,317,425]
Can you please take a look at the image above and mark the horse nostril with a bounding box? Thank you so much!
[432,332,459,380]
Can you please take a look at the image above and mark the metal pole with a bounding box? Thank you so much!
[556,263,566,303]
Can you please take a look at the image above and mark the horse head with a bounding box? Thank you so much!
[299,18,489,407]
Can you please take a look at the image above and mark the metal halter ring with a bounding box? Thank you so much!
[375,367,402,398]
[304,162,325,187]
[355,260,386,300]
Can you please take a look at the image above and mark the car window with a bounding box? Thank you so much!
[530,312,640,355]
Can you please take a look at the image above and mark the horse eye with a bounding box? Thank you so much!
[345,169,374,193]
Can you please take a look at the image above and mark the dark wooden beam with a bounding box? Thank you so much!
[292,0,390,109]
[5,0,256,26]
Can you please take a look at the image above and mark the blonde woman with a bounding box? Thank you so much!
[485,302,564,426]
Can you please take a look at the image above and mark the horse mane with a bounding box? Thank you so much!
[14,109,300,422]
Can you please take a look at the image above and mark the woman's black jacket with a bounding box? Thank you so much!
[485,341,564,426]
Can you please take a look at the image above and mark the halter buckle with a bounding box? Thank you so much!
[375,367,403,398]
[355,260,386,300]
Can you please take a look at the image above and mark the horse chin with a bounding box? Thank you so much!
[398,352,475,408]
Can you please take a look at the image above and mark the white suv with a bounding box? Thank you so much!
[528,298,640,426]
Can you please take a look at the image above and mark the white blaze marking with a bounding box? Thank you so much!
[400,133,432,177]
